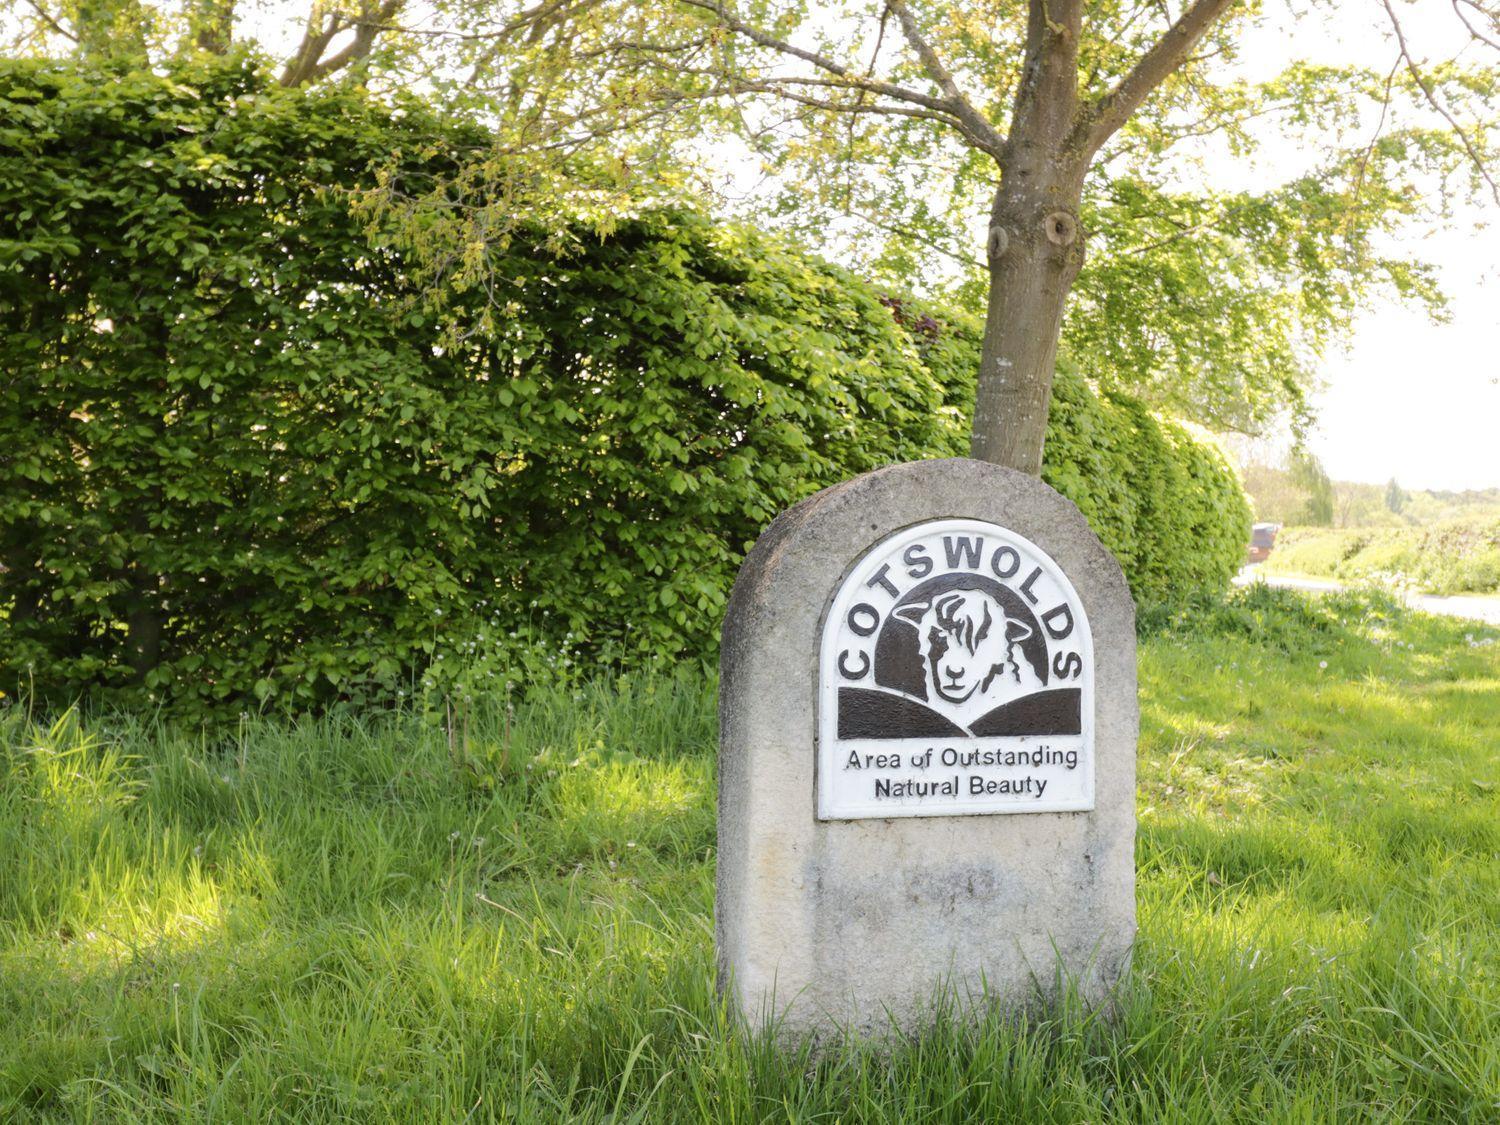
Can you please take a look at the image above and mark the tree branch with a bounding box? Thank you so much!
[280,0,404,87]
[609,63,967,127]
[1075,0,1237,156]
[305,1,403,84]
[721,81,965,128]
[1452,0,1500,52]
[463,0,607,85]
[22,0,77,43]
[1382,0,1499,204]
[676,0,1006,155]
[189,0,235,53]
[1003,0,1085,171]
[886,0,1007,157]
[281,6,342,87]
[1347,56,1401,230]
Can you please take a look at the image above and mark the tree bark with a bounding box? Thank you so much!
[971,181,1085,473]
[280,0,403,87]
[74,0,149,59]
[124,577,163,685]
[190,0,235,53]
[969,0,1087,475]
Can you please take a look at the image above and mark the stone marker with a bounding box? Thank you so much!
[717,458,1136,1040]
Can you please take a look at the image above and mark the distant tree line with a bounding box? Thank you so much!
[1241,450,1500,530]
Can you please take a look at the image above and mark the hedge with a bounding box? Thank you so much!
[0,58,1248,717]
[907,301,1251,602]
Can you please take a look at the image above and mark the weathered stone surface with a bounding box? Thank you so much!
[717,458,1137,1040]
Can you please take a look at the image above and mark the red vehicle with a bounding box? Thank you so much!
[1247,522,1279,564]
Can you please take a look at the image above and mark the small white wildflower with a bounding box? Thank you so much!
[1318,660,1328,669]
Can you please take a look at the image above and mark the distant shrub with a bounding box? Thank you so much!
[1,59,1248,717]
[1137,582,1353,654]
[1266,521,1500,596]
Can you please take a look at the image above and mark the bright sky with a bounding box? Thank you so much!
[1232,7,1499,490]
[1309,225,1498,491]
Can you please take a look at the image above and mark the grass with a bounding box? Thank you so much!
[1,586,1497,1122]
[1262,519,1500,596]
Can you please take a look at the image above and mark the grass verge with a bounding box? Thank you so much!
[1262,520,1500,596]
[1,587,1497,1122]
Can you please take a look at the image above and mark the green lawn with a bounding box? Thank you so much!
[2,588,1497,1122]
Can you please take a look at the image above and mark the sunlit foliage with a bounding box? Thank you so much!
[1,59,1248,718]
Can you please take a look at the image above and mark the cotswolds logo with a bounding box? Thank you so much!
[820,519,1091,740]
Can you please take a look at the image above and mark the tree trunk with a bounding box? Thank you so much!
[125,582,163,685]
[2,548,41,628]
[189,0,235,53]
[74,0,149,59]
[968,0,1087,476]
[970,181,1086,474]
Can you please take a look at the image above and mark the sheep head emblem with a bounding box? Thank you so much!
[893,589,1035,706]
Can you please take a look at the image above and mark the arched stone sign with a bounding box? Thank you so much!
[717,459,1136,1040]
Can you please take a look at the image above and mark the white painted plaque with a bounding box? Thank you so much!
[818,518,1094,819]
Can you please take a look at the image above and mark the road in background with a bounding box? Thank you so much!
[1236,568,1500,627]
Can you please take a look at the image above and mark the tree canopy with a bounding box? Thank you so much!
[436,1,1492,460]
[4,0,1496,463]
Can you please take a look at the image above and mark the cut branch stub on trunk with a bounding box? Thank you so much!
[971,180,1087,475]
